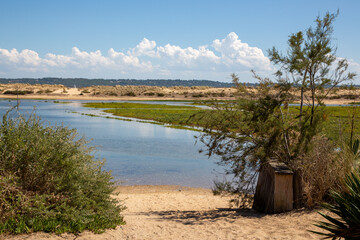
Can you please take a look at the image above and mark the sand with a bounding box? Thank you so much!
[0,84,357,105]
[1,185,326,240]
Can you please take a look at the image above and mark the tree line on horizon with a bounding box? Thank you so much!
[0,78,239,88]
[0,78,358,89]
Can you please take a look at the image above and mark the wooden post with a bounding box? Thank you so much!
[253,160,293,214]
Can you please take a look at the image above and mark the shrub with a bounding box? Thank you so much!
[192,93,204,98]
[107,92,118,96]
[156,93,165,97]
[144,92,155,96]
[312,171,360,239]
[3,90,33,95]
[293,136,348,208]
[124,91,136,97]
[0,109,125,234]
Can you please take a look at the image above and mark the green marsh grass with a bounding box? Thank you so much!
[82,102,360,139]
[83,102,205,129]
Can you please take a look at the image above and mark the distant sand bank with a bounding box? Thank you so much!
[1,185,326,240]
[0,83,358,105]
[0,91,357,105]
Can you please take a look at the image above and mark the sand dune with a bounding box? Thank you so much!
[0,83,358,105]
[1,185,326,240]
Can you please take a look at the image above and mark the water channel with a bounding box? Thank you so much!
[0,99,224,188]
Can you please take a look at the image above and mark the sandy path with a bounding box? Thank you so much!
[1,185,326,240]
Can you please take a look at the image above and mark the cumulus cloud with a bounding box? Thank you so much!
[213,32,271,70]
[131,38,157,57]
[347,58,360,74]
[0,33,274,79]
[0,48,41,66]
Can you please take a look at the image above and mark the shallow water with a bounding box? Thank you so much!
[0,99,224,188]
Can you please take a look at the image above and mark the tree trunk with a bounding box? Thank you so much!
[310,73,315,126]
[299,70,307,125]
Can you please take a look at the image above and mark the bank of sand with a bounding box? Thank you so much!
[0,86,358,105]
[2,185,326,240]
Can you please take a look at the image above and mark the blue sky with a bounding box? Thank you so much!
[0,0,359,83]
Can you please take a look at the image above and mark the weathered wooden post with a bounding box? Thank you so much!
[252,159,293,214]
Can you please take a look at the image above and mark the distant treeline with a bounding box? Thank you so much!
[0,78,240,88]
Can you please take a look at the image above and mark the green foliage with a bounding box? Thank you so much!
[197,12,357,208]
[3,90,33,95]
[312,170,360,239]
[0,108,125,234]
[196,80,304,197]
[269,11,355,127]
[124,91,135,97]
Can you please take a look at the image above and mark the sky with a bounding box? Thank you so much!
[0,0,359,83]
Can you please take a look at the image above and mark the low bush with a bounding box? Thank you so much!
[192,93,205,98]
[107,92,118,96]
[0,108,125,234]
[293,136,349,208]
[3,90,33,95]
[124,91,136,97]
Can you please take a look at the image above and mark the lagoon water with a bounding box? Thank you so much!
[0,99,223,188]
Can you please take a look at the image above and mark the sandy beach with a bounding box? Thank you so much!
[1,185,326,240]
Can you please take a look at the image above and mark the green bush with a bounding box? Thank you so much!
[3,90,33,95]
[192,93,204,98]
[124,91,136,97]
[0,108,125,234]
[312,171,360,239]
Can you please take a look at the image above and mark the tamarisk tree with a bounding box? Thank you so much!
[197,11,356,208]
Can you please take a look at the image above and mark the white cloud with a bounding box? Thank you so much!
[156,44,220,68]
[0,48,42,66]
[347,58,360,73]
[212,32,271,70]
[0,33,276,80]
[131,38,157,57]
